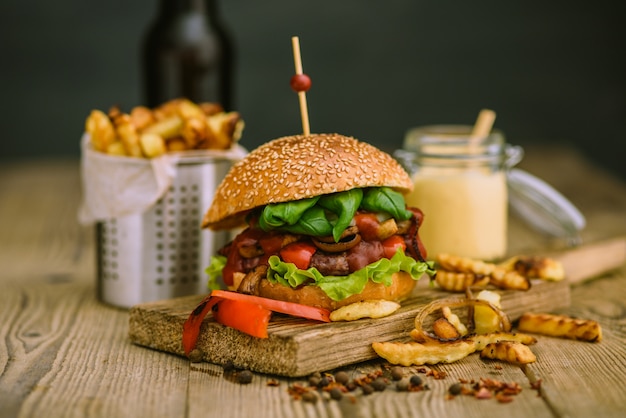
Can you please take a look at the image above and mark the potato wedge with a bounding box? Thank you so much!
[480,341,536,364]
[474,290,502,334]
[330,300,400,321]
[139,133,166,158]
[372,340,477,366]
[518,312,602,342]
[85,109,116,152]
[499,255,565,281]
[379,331,536,366]
[489,268,531,291]
[467,331,537,351]
[442,306,468,336]
[435,270,489,292]
[432,318,461,340]
[436,253,495,275]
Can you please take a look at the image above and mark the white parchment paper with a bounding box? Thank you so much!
[77,134,246,225]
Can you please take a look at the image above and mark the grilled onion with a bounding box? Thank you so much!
[412,297,511,343]
[312,233,361,252]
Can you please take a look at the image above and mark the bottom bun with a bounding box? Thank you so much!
[257,272,417,311]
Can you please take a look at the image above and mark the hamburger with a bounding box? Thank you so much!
[201,133,434,312]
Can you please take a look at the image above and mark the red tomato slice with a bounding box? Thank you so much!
[182,294,220,355]
[211,290,331,323]
[354,213,380,241]
[279,242,317,269]
[382,235,407,259]
[182,290,332,356]
[212,299,271,339]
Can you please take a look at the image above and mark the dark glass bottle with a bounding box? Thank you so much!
[142,0,233,110]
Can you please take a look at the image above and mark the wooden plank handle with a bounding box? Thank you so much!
[550,236,626,285]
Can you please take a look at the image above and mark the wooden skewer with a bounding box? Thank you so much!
[470,108,496,141]
[291,36,310,136]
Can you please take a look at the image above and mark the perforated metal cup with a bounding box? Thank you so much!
[96,152,240,308]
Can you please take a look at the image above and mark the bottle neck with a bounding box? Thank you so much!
[156,0,217,18]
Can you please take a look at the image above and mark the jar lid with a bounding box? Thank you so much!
[507,168,585,244]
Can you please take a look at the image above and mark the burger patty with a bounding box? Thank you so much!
[310,252,349,276]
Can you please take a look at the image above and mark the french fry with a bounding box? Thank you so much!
[380,327,536,366]
[205,111,244,149]
[480,341,537,364]
[372,340,477,366]
[176,98,206,119]
[467,331,537,351]
[181,116,209,149]
[442,306,468,336]
[499,255,565,281]
[474,290,502,334]
[139,133,166,158]
[166,137,189,152]
[85,109,116,152]
[435,270,490,292]
[517,313,602,342]
[330,300,400,321]
[84,99,243,158]
[143,115,184,139]
[105,141,126,156]
[130,106,156,131]
[152,98,184,120]
[436,253,496,275]
[432,318,461,340]
[112,113,142,157]
[489,268,531,291]
[199,102,224,116]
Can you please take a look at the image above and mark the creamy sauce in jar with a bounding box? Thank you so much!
[406,169,507,260]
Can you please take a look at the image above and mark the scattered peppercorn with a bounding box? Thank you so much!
[390,366,404,381]
[222,361,235,372]
[308,375,321,387]
[396,378,410,392]
[371,377,387,392]
[409,375,422,387]
[237,370,253,384]
[334,371,350,385]
[345,381,357,392]
[329,387,344,400]
[317,376,330,388]
[302,391,319,403]
[362,384,374,395]
[449,382,463,396]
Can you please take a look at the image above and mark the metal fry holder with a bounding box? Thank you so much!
[96,154,236,309]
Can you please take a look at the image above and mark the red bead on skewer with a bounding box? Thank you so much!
[290,74,311,93]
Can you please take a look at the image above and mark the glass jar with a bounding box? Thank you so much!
[395,125,523,260]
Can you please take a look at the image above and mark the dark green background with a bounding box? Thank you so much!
[1,1,624,180]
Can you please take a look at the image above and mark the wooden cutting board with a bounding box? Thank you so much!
[128,237,625,377]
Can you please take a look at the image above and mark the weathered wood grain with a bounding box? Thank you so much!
[128,280,570,377]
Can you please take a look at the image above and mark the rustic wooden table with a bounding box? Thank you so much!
[1,144,625,418]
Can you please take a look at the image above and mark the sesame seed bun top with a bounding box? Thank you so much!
[202,133,413,230]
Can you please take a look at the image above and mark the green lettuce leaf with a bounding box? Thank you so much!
[258,196,319,230]
[206,255,227,290]
[282,206,333,236]
[361,187,413,221]
[318,189,363,242]
[266,248,435,301]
